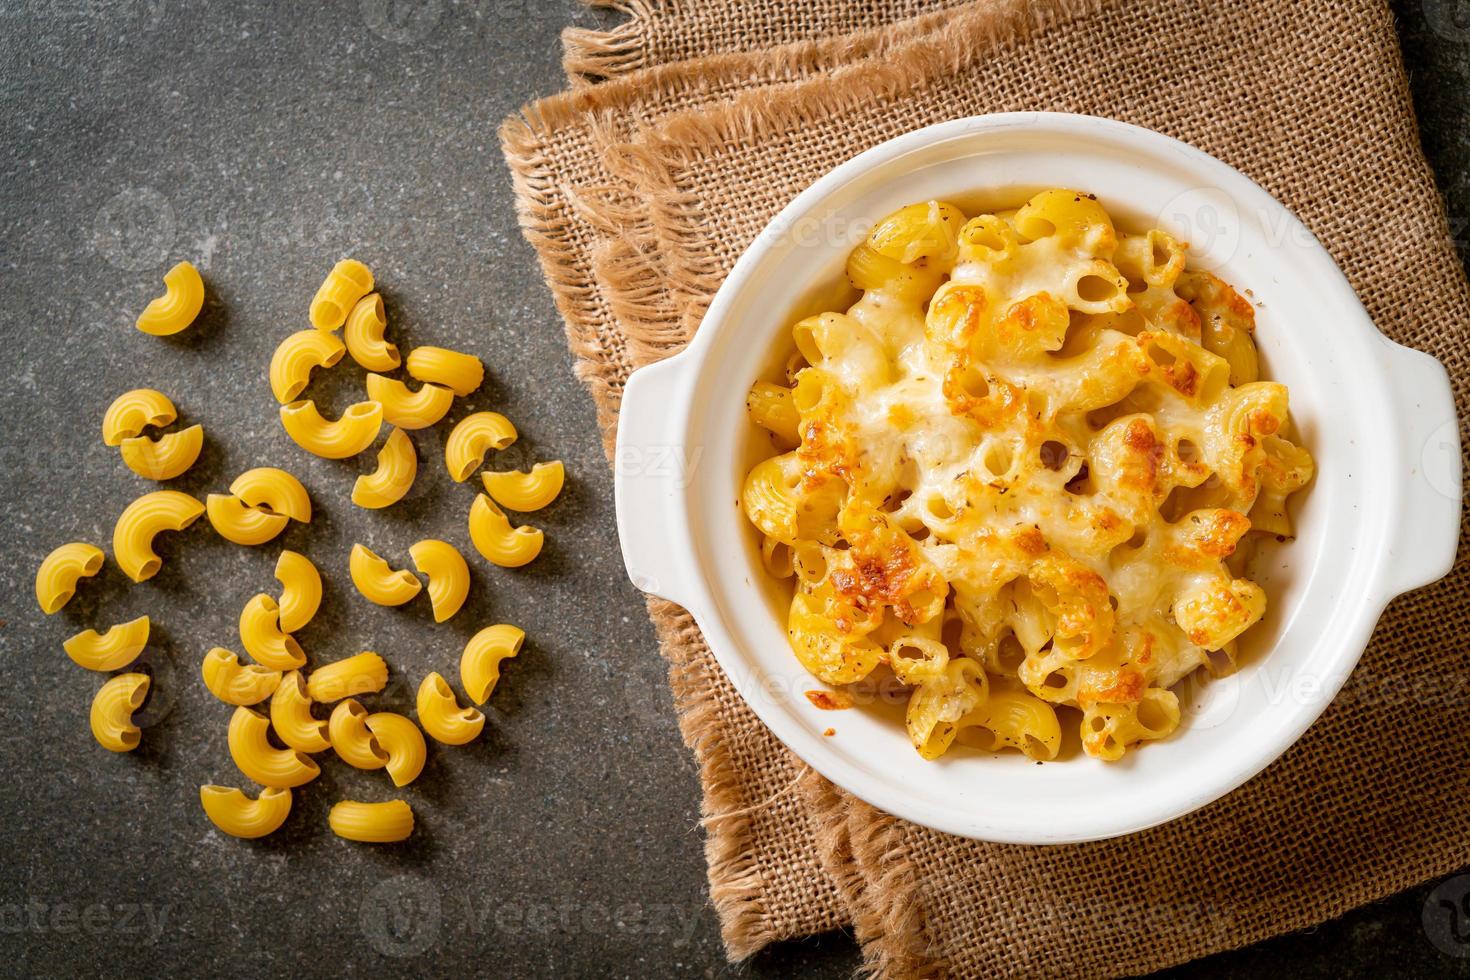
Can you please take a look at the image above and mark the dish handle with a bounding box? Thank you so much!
[1381,341,1462,597]
[614,352,704,612]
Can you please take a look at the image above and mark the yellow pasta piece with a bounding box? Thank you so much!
[328,799,413,843]
[273,551,321,633]
[405,346,484,397]
[102,388,175,446]
[119,424,204,481]
[310,258,373,331]
[746,381,801,447]
[408,539,469,622]
[352,427,417,509]
[461,623,523,704]
[35,542,104,614]
[64,615,149,672]
[364,374,454,430]
[344,293,399,371]
[90,673,149,752]
[206,494,289,547]
[270,670,332,754]
[199,785,292,839]
[269,329,345,403]
[227,706,320,788]
[328,699,388,769]
[112,490,205,582]
[229,467,311,523]
[365,712,427,787]
[135,260,204,336]
[279,399,382,459]
[349,544,423,607]
[202,647,282,706]
[468,494,543,567]
[239,593,306,670]
[416,672,484,746]
[480,461,564,512]
[444,412,517,482]
[307,651,388,703]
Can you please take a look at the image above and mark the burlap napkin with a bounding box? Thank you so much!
[503,0,1470,975]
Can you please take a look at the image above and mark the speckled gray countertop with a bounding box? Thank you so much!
[1,2,1466,977]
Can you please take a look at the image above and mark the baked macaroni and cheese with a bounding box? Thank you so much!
[741,189,1313,762]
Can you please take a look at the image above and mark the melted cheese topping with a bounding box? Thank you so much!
[742,191,1313,761]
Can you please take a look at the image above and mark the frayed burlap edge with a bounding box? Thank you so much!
[562,0,658,83]
[605,0,1111,345]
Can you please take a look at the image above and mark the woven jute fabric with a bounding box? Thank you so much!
[504,0,1470,975]
[561,0,957,81]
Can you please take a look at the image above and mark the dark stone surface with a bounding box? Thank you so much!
[0,1,1464,976]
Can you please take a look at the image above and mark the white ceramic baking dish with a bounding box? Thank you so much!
[613,113,1462,844]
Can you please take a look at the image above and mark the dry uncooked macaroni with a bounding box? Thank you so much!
[36,542,104,614]
[461,624,523,704]
[270,329,345,403]
[207,494,289,546]
[365,374,454,430]
[416,672,485,745]
[344,293,400,371]
[328,799,414,843]
[310,259,374,331]
[136,261,204,336]
[408,539,470,622]
[349,544,423,607]
[405,346,484,397]
[230,467,312,523]
[481,460,565,512]
[444,411,516,482]
[90,673,149,752]
[65,616,150,672]
[741,191,1313,762]
[112,490,205,582]
[352,427,418,508]
[280,399,382,459]
[200,785,292,839]
[468,494,543,567]
[273,550,322,633]
[307,651,388,703]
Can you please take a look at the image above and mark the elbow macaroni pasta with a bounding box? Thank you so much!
[102,388,175,445]
[119,424,204,481]
[444,412,517,482]
[349,544,423,607]
[269,329,345,403]
[227,706,320,788]
[468,494,543,567]
[405,346,484,397]
[364,374,454,430]
[416,672,484,745]
[202,647,282,706]
[206,494,289,546]
[239,593,306,670]
[273,550,321,633]
[481,460,565,512]
[460,624,523,704]
[408,539,469,622]
[112,490,205,582]
[230,467,311,523]
[90,673,149,752]
[136,260,204,336]
[270,670,332,753]
[741,191,1313,762]
[344,293,400,371]
[307,651,388,703]
[280,399,382,459]
[328,799,413,843]
[310,259,373,331]
[364,712,427,787]
[352,427,417,509]
[328,699,388,769]
[200,785,292,839]
[36,542,104,614]
[64,615,149,672]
